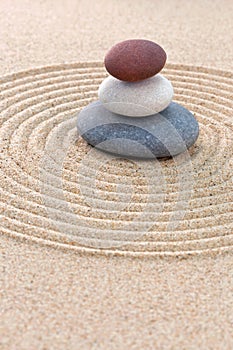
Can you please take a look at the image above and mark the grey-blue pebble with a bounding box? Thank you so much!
[77,101,199,158]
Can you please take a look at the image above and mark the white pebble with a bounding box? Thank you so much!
[98,74,174,117]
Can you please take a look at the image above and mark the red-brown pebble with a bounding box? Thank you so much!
[104,39,167,82]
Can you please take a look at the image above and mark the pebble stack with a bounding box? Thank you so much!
[77,39,199,158]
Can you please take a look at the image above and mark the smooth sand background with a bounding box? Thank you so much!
[0,1,233,349]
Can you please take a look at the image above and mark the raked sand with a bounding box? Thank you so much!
[0,1,233,349]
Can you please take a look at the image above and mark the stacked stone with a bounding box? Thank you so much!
[77,39,199,158]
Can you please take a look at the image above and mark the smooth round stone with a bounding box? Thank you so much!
[98,74,174,117]
[77,101,199,159]
[104,39,166,82]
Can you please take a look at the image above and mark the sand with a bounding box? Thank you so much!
[0,0,233,349]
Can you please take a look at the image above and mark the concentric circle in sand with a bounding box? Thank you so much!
[0,62,232,257]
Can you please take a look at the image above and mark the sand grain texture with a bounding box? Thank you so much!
[0,1,233,349]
